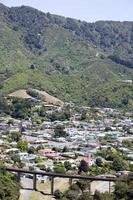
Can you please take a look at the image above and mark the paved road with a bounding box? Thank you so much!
[20,177,33,200]
[20,189,32,200]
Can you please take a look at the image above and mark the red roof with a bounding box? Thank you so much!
[82,156,94,163]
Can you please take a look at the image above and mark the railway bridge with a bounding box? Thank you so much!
[6,167,129,195]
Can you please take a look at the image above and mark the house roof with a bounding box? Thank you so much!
[82,156,95,163]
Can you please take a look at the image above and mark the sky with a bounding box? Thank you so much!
[0,0,132,22]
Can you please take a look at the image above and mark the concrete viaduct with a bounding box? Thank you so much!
[6,167,129,195]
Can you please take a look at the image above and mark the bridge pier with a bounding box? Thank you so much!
[51,176,54,195]
[17,172,21,182]
[109,181,111,194]
[33,174,37,191]
[69,178,73,186]
[88,181,91,195]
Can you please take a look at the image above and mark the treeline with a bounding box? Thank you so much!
[0,95,34,119]
[0,95,10,114]
[54,174,133,200]
[108,55,133,69]
[2,3,133,62]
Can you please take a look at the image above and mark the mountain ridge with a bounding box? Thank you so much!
[0,3,132,110]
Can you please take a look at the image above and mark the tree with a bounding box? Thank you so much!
[11,154,20,165]
[36,144,44,151]
[77,181,88,193]
[94,191,113,200]
[96,158,103,167]
[34,156,43,163]
[36,164,46,171]
[114,181,128,199]
[0,94,10,114]
[54,189,63,199]
[78,160,89,173]
[81,110,87,121]
[11,131,21,142]
[62,146,68,152]
[64,190,79,200]
[0,162,20,200]
[54,125,68,138]
[17,140,28,152]
[11,99,33,119]
[78,193,92,200]
[104,126,112,132]
[70,183,80,192]
[54,165,66,174]
[39,106,46,117]
[28,146,36,154]
[112,156,125,171]
[30,64,35,70]
[122,96,129,106]
[64,161,72,171]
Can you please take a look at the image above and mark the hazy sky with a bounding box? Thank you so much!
[0,0,132,22]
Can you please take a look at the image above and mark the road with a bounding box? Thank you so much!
[19,177,33,200]
[20,190,32,200]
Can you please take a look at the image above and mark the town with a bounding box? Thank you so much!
[0,93,133,187]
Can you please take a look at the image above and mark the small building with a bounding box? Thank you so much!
[81,156,95,166]
[38,149,61,160]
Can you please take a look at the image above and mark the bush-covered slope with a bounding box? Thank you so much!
[0,3,133,110]
[0,164,20,200]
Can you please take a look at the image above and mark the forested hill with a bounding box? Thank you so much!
[0,3,133,110]
[2,4,133,65]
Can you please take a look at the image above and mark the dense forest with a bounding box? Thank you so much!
[4,5,133,65]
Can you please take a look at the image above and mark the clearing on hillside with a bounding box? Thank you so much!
[9,89,63,106]
[9,89,33,99]
[33,89,63,106]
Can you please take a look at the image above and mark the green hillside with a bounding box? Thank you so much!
[0,3,133,110]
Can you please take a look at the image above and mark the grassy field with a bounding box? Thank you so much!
[29,178,69,200]
[30,192,54,200]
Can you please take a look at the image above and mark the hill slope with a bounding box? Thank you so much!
[0,3,133,110]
